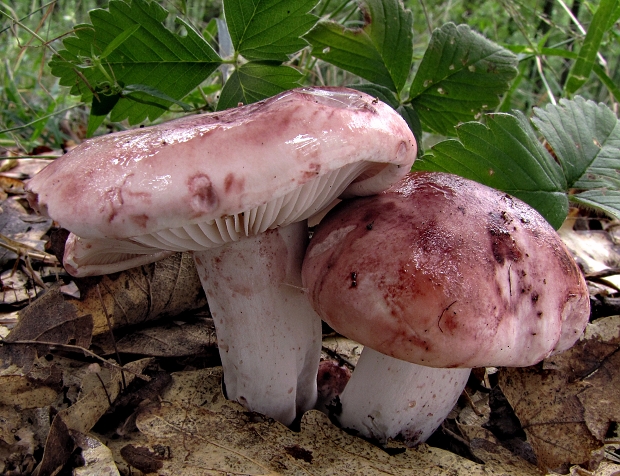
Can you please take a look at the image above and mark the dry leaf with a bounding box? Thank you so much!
[0,405,38,474]
[0,196,53,266]
[7,252,207,348]
[558,228,620,289]
[1,267,46,305]
[500,316,620,473]
[70,252,207,336]
[72,431,121,476]
[101,368,541,475]
[544,316,620,441]
[6,284,93,348]
[0,175,25,195]
[321,335,363,366]
[34,358,151,476]
[112,317,217,357]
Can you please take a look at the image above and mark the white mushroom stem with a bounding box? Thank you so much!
[192,220,321,426]
[336,347,470,446]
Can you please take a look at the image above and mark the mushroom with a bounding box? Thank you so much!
[301,171,590,444]
[26,87,417,425]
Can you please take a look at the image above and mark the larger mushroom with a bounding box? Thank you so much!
[302,171,590,444]
[26,87,417,425]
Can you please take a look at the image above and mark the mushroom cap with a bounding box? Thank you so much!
[302,172,590,368]
[26,87,416,245]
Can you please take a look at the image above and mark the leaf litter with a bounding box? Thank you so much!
[105,368,541,476]
[1,161,620,474]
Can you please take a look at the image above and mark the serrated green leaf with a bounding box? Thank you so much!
[91,89,121,117]
[571,190,620,221]
[216,63,302,111]
[49,0,221,125]
[224,0,318,61]
[413,112,568,228]
[100,24,141,59]
[565,0,619,95]
[532,97,620,190]
[409,23,518,136]
[305,0,413,94]
[122,84,192,111]
[397,104,424,158]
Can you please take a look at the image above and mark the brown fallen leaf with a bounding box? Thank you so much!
[6,252,207,349]
[100,367,541,476]
[0,196,54,266]
[72,431,121,476]
[6,284,94,348]
[558,227,620,289]
[0,175,25,195]
[0,346,139,474]
[544,316,620,441]
[0,406,38,474]
[71,252,207,336]
[499,316,620,474]
[1,268,46,306]
[34,358,151,476]
[321,334,363,367]
[111,317,217,357]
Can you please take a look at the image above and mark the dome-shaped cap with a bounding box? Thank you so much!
[27,87,416,246]
[302,172,590,368]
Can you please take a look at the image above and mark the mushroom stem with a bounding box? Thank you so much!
[336,347,470,446]
[192,221,321,426]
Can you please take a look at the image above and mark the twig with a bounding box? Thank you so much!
[536,55,557,105]
[418,0,433,36]
[0,339,150,381]
[321,345,357,371]
[0,234,59,264]
[585,268,620,279]
[462,388,484,417]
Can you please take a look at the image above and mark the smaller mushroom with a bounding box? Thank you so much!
[302,171,590,445]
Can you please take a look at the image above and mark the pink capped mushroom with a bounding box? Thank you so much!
[26,87,417,425]
[302,171,590,445]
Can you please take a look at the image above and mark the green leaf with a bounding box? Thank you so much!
[100,24,141,59]
[532,97,620,190]
[224,0,318,61]
[409,23,518,136]
[565,0,619,95]
[571,190,620,221]
[413,112,568,228]
[122,84,192,111]
[86,113,107,138]
[216,63,302,111]
[305,0,413,94]
[397,104,424,158]
[530,97,620,222]
[593,63,620,104]
[49,0,221,125]
[203,17,219,49]
[91,89,121,117]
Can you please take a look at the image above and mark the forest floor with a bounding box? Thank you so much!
[1,151,619,475]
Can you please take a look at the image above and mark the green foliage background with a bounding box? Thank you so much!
[1,0,619,227]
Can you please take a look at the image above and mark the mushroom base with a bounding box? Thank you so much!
[336,348,470,446]
[193,221,321,426]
